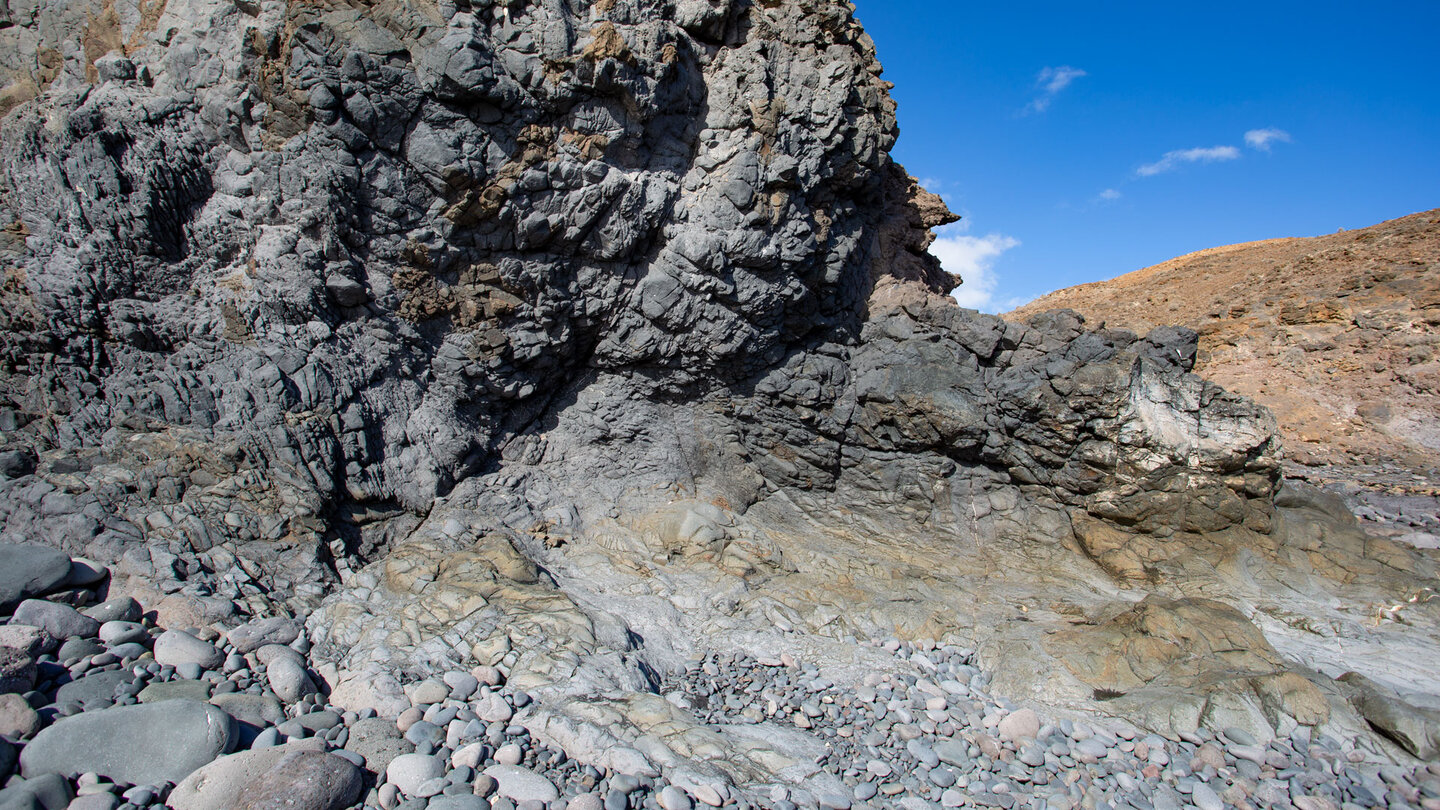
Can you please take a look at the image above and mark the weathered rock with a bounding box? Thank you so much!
[266,655,318,703]
[0,648,35,695]
[81,598,142,624]
[228,618,301,654]
[209,692,286,729]
[0,546,71,607]
[1339,672,1440,758]
[386,754,445,796]
[346,717,414,774]
[10,600,100,641]
[53,669,135,707]
[152,630,224,670]
[19,700,234,784]
[0,693,40,738]
[171,745,362,810]
[483,765,560,803]
[0,773,71,810]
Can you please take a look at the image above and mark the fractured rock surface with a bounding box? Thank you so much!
[0,0,1437,805]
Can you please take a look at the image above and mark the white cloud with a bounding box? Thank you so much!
[1244,128,1291,151]
[931,226,1021,312]
[1024,65,1087,114]
[1136,145,1241,177]
[918,177,943,190]
[1098,188,1122,201]
[1041,65,1087,95]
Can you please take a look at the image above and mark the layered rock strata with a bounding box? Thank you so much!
[0,0,1436,804]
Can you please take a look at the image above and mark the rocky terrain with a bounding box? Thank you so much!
[0,0,1437,808]
[1010,210,1440,551]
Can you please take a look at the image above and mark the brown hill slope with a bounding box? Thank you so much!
[1010,209,1440,537]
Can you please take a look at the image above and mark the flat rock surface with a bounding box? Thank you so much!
[19,699,234,785]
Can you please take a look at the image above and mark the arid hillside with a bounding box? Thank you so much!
[1011,209,1440,541]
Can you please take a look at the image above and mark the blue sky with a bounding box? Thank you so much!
[851,2,1440,312]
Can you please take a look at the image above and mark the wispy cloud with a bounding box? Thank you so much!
[1136,145,1241,177]
[1097,188,1122,202]
[931,225,1021,312]
[1244,128,1291,151]
[1024,66,1086,114]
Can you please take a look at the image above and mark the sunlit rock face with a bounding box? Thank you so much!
[1,0,1436,797]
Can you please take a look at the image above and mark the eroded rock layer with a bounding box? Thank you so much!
[0,0,1436,801]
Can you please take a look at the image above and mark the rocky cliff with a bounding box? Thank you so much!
[1011,210,1440,549]
[0,0,1437,806]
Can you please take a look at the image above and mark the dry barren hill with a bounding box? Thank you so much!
[1011,209,1440,536]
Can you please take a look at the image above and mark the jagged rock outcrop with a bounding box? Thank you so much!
[1,0,1437,798]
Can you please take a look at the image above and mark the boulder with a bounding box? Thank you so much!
[19,700,235,784]
[10,600,100,641]
[170,744,362,810]
[0,546,71,607]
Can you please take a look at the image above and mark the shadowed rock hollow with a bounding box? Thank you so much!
[1,0,1437,799]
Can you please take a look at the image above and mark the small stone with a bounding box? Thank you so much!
[444,671,480,700]
[349,717,414,775]
[82,598,143,624]
[153,630,224,670]
[138,679,212,704]
[482,765,559,803]
[568,795,603,810]
[658,786,693,810]
[12,599,101,640]
[228,617,302,654]
[267,655,318,703]
[429,797,494,810]
[66,794,121,810]
[64,558,109,588]
[387,754,446,795]
[210,692,287,728]
[0,771,73,810]
[54,670,134,707]
[97,621,148,647]
[495,743,523,766]
[1191,783,1224,810]
[409,679,449,706]
[0,692,41,738]
[0,625,51,656]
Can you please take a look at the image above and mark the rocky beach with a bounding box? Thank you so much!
[0,0,1436,808]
